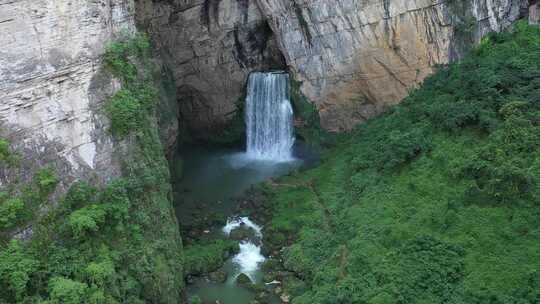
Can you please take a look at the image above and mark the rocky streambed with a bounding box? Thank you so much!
[172,144,318,304]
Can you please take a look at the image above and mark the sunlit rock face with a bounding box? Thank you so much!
[257,0,527,131]
[531,0,540,24]
[0,0,135,187]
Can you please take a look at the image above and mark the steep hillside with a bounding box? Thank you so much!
[0,34,183,304]
[262,21,540,304]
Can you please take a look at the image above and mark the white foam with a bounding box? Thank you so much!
[232,241,266,281]
[245,72,295,162]
[222,217,262,238]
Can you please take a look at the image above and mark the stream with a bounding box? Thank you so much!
[173,71,316,303]
[173,145,317,304]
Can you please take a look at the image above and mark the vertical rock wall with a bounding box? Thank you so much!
[0,0,136,187]
[0,0,533,182]
[136,0,285,140]
[531,0,540,24]
[136,0,529,134]
[257,0,528,131]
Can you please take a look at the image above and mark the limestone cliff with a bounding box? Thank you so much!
[0,0,534,182]
[532,0,540,23]
[134,0,530,135]
[136,0,285,140]
[257,0,529,131]
[0,0,135,187]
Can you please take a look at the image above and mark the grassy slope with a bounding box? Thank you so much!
[264,22,540,304]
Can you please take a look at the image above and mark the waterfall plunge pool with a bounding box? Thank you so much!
[173,143,318,304]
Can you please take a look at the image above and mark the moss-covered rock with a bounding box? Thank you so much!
[288,77,335,149]
[236,273,253,286]
[184,239,238,276]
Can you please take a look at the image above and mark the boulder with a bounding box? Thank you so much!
[236,273,253,287]
[208,270,227,283]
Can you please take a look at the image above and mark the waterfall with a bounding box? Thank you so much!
[245,72,295,161]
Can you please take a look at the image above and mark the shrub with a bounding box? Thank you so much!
[105,85,157,137]
[385,236,465,301]
[183,240,237,275]
[461,101,540,203]
[63,182,97,210]
[103,32,150,83]
[352,125,430,171]
[68,205,107,239]
[0,197,25,230]
[0,241,38,301]
[0,139,18,166]
[35,168,59,199]
[85,259,115,286]
[47,277,88,304]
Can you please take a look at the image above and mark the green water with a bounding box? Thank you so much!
[173,143,317,304]
[173,145,316,226]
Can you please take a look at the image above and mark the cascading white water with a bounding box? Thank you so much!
[223,217,266,283]
[223,217,262,238]
[232,242,266,279]
[245,72,295,161]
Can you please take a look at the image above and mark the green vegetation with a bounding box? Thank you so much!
[183,239,238,276]
[103,33,151,84]
[264,21,540,303]
[0,138,19,167]
[289,78,335,148]
[105,85,157,137]
[0,168,58,238]
[0,33,183,303]
[103,33,156,138]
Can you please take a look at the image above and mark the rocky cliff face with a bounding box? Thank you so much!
[0,0,532,183]
[531,0,540,23]
[135,0,529,135]
[0,0,136,186]
[257,0,528,131]
[136,0,285,140]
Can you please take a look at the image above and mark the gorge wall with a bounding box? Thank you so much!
[532,0,540,23]
[258,0,529,131]
[0,0,136,188]
[0,0,535,185]
[137,0,531,135]
[135,0,286,141]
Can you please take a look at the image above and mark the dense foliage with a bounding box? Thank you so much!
[264,21,540,304]
[0,33,183,303]
[0,168,57,238]
[183,239,237,276]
